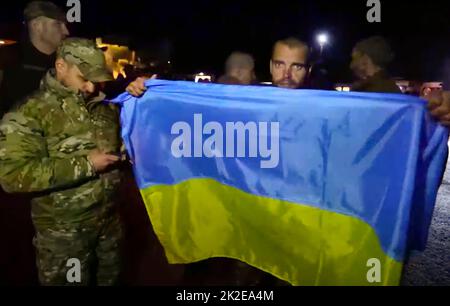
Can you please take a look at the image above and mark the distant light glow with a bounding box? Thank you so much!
[317,33,328,45]
[195,73,211,83]
[335,86,350,92]
[0,39,17,46]
[95,37,133,79]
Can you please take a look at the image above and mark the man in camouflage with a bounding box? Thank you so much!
[0,38,123,285]
[350,36,401,94]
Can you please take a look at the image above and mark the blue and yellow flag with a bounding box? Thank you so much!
[112,80,448,285]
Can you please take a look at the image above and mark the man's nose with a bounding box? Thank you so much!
[84,82,95,93]
[62,24,70,37]
[283,67,292,79]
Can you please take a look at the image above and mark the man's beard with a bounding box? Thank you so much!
[81,91,93,100]
[274,78,299,89]
[59,79,93,99]
[81,87,100,100]
[352,67,367,81]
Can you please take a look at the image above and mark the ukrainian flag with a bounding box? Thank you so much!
[112,80,448,286]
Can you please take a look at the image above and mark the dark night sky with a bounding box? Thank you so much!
[1,0,450,82]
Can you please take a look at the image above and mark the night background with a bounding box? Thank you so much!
[1,0,450,287]
[1,0,450,82]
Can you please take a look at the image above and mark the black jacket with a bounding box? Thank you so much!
[0,41,55,117]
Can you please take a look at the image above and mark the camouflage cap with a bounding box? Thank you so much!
[57,38,114,83]
[24,1,66,22]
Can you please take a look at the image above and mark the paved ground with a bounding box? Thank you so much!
[402,157,450,286]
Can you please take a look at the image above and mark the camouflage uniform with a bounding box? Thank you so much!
[0,38,123,286]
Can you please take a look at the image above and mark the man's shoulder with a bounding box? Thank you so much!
[12,89,58,118]
[373,77,401,94]
[0,95,44,134]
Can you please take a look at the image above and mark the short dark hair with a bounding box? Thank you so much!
[225,52,255,73]
[354,36,394,69]
[24,1,66,22]
[272,37,309,58]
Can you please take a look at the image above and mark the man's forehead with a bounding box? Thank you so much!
[229,66,252,71]
[351,49,366,59]
[36,15,65,25]
[272,44,307,63]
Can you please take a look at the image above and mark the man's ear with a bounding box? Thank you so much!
[55,58,67,75]
[269,60,273,74]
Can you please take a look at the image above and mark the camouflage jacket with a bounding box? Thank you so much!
[0,70,122,228]
[351,71,402,94]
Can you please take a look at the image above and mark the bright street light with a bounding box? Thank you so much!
[317,33,328,45]
[316,33,329,55]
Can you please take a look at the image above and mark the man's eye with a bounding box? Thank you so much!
[274,63,282,68]
[293,64,306,71]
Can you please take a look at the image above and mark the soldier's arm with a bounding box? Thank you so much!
[0,111,96,193]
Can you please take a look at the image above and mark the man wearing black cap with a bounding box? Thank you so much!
[0,1,69,117]
[350,36,401,94]
[0,1,68,285]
